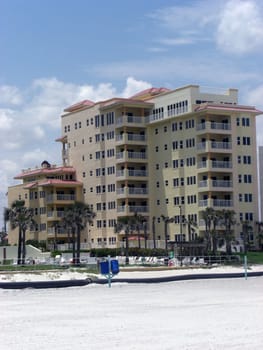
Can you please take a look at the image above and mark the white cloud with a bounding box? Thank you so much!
[121,77,152,98]
[0,85,23,105]
[217,0,263,53]
[158,38,194,46]
[21,148,49,165]
[246,85,263,108]
[0,109,14,130]
[33,126,45,139]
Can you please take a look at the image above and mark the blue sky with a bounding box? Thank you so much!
[1,0,263,226]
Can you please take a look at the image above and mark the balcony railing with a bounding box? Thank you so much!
[211,141,232,149]
[197,160,232,169]
[117,205,148,213]
[116,169,148,177]
[47,227,67,235]
[198,180,233,188]
[117,187,148,195]
[199,199,233,207]
[197,141,232,151]
[116,115,145,125]
[116,152,147,160]
[47,211,65,218]
[46,194,75,202]
[116,134,146,142]
[196,122,231,131]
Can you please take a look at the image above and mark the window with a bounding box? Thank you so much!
[244,174,252,183]
[164,126,167,133]
[172,122,177,131]
[156,181,160,188]
[243,156,251,164]
[165,162,168,168]
[164,144,168,150]
[237,137,240,145]
[155,146,159,152]
[156,164,159,170]
[242,117,250,126]
[155,128,158,135]
[165,180,168,186]
[243,137,251,145]
[244,193,252,202]
[236,118,240,126]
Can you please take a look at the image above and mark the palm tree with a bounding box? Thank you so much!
[61,202,95,265]
[115,216,135,265]
[4,200,35,265]
[202,207,214,254]
[161,215,174,253]
[133,212,143,249]
[256,221,263,251]
[219,209,236,255]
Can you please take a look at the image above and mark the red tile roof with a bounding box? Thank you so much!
[15,166,76,179]
[195,103,262,114]
[64,99,95,112]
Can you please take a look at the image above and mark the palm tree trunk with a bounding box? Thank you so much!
[76,226,81,266]
[17,226,22,265]
[21,228,26,264]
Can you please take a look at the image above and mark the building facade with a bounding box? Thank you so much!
[8,85,262,250]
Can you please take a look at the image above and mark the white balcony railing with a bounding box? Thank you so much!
[199,199,233,207]
[46,194,75,202]
[116,115,145,125]
[196,122,231,131]
[197,141,232,151]
[117,205,148,213]
[116,187,148,195]
[116,169,148,177]
[197,160,232,169]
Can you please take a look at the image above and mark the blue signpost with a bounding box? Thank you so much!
[100,255,119,287]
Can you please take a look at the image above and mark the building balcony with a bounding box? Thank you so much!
[199,199,233,208]
[116,133,147,145]
[116,187,148,198]
[46,211,65,220]
[116,151,147,163]
[116,169,148,179]
[197,141,232,153]
[116,115,146,127]
[117,205,149,215]
[46,194,75,203]
[197,160,232,172]
[198,180,233,192]
[47,227,68,236]
[196,121,231,133]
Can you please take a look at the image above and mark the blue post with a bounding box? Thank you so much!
[107,255,111,288]
[244,255,247,280]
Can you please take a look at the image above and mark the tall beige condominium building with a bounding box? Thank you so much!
[8,84,262,250]
[57,84,261,249]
